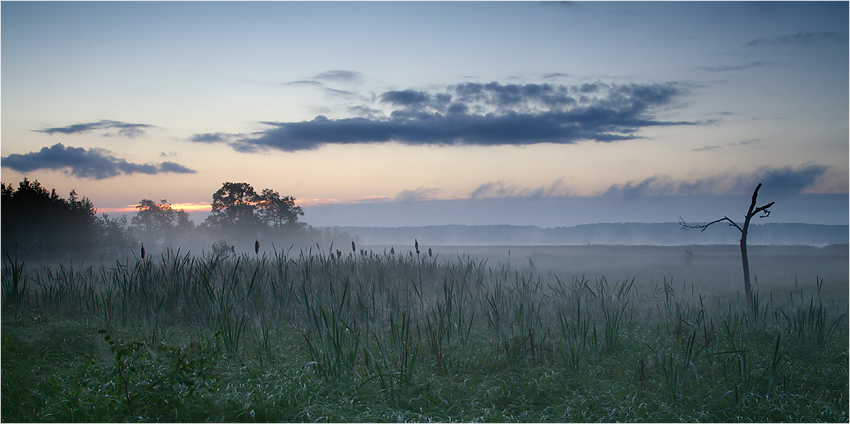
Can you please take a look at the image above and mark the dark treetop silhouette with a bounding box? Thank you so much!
[1,178,133,261]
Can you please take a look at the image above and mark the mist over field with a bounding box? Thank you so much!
[335,223,848,247]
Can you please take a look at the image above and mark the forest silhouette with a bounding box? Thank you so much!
[1,179,345,262]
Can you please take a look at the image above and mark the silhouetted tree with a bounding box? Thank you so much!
[680,183,775,308]
[203,182,308,248]
[130,199,194,250]
[99,213,135,258]
[204,182,264,242]
[255,188,304,231]
[1,178,110,261]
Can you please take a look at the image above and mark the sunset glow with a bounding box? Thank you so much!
[2,2,846,227]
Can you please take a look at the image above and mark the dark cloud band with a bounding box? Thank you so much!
[191,81,696,152]
[2,143,196,179]
[34,120,154,138]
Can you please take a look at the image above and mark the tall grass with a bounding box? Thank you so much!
[2,246,847,422]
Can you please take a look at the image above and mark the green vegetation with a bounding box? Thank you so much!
[3,246,847,422]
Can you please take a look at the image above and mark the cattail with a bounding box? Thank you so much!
[140,243,145,259]
[255,240,260,255]
[415,239,419,255]
[352,240,356,253]
[390,246,395,255]
[428,247,432,257]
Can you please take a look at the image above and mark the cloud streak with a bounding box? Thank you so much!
[470,178,572,199]
[2,143,196,179]
[746,32,848,47]
[697,61,773,73]
[604,164,829,199]
[34,120,154,138]
[312,70,364,84]
[192,81,697,152]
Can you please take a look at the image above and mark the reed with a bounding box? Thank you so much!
[2,246,847,422]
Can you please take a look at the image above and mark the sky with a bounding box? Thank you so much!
[2,1,848,228]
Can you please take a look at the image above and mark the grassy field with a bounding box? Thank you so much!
[2,244,847,422]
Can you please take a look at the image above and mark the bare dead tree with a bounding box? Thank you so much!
[679,183,775,308]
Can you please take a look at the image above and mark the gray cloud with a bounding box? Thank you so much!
[1,143,196,179]
[604,164,829,199]
[284,70,364,100]
[158,161,196,174]
[470,179,572,199]
[692,144,720,152]
[732,138,761,147]
[285,80,324,88]
[193,81,696,152]
[746,32,848,47]
[35,120,154,138]
[380,89,432,107]
[693,138,763,152]
[191,132,237,143]
[189,132,260,152]
[745,164,829,196]
[697,61,773,73]
[396,187,440,202]
[312,70,364,84]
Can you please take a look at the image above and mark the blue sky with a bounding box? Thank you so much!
[2,1,847,227]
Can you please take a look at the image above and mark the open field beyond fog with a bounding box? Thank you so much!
[413,244,850,302]
[3,244,847,422]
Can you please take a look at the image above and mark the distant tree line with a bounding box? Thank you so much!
[2,179,346,262]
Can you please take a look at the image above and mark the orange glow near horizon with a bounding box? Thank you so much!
[99,202,212,214]
[98,197,400,214]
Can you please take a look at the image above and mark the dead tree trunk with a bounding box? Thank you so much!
[680,183,775,308]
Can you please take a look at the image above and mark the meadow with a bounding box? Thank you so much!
[2,243,847,422]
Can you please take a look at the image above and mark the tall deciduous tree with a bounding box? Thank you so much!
[206,182,263,236]
[203,182,308,246]
[255,188,304,231]
[130,199,194,249]
[680,183,775,308]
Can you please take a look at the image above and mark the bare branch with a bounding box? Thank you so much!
[679,216,743,233]
[753,201,775,219]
